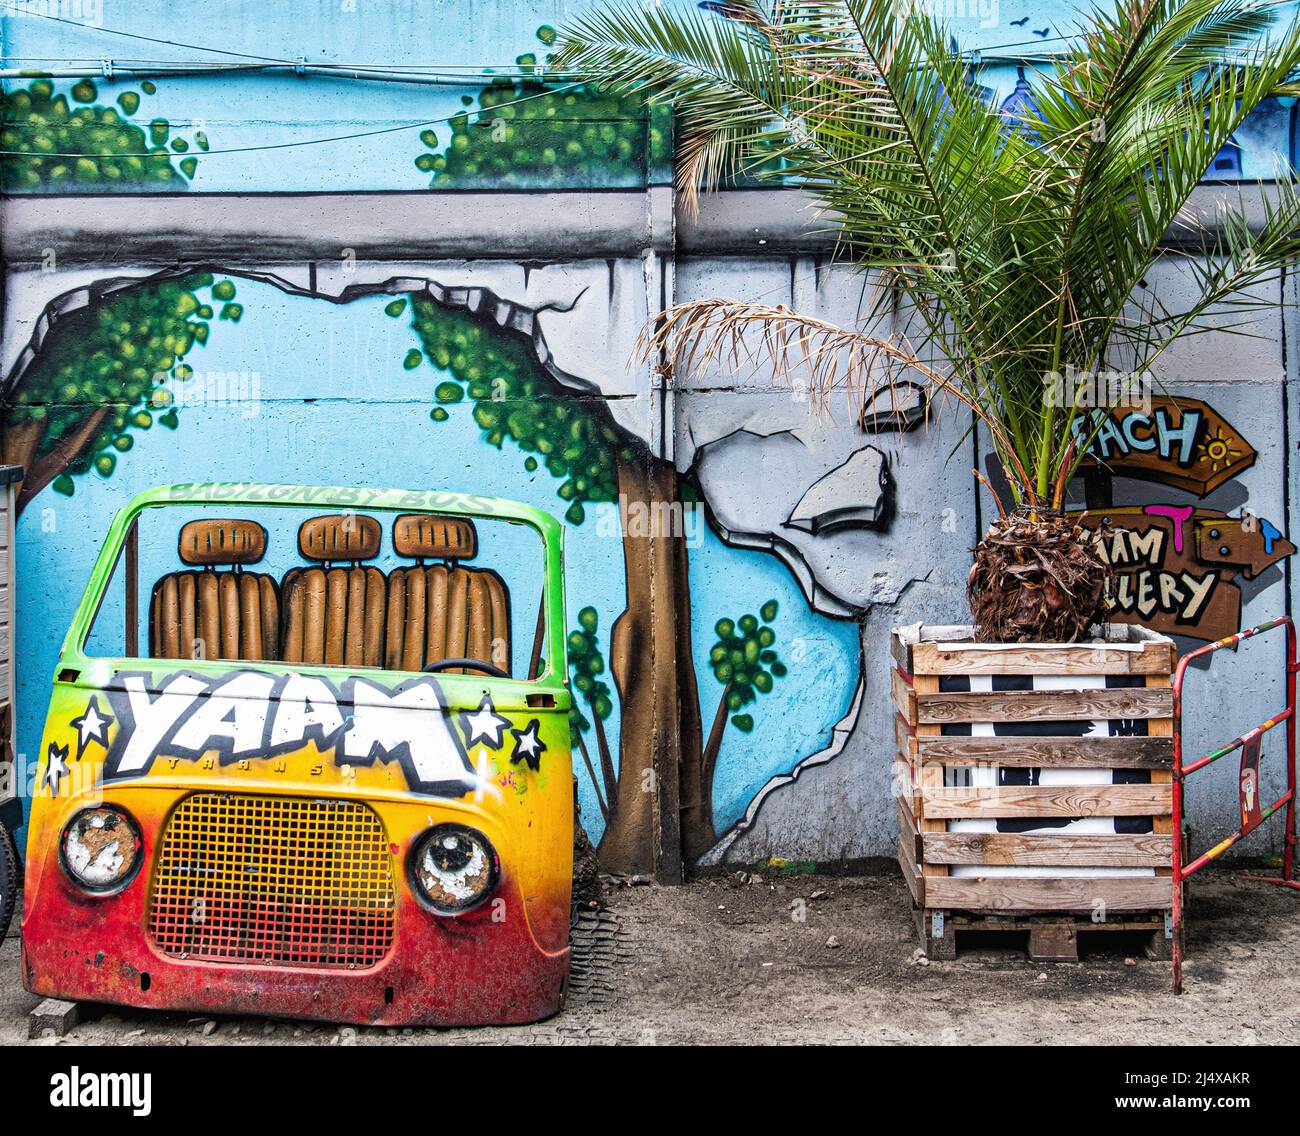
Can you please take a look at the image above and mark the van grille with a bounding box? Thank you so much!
[148,793,396,969]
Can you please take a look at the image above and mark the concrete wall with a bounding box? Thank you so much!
[3,0,1299,873]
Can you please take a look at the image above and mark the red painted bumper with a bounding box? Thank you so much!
[22,868,570,1027]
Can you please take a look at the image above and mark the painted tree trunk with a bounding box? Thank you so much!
[602,453,705,878]
[574,732,609,823]
[591,707,617,812]
[700,682,731,835]
[4,408,111,514]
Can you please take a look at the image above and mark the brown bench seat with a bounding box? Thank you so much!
[384,514,511,675]
[149,519,279,662]
[280,514,386,667]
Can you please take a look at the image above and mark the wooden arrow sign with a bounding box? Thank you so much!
[1072,396,1256,497]
[1073,506,1295,641]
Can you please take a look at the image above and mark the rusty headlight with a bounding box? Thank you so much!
[409,824,498,915]
[60,805,143,894]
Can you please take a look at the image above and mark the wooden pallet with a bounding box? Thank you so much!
[913,905,1174,962]
[892,623,1179,948]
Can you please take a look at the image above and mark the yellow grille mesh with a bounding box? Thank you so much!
[148,793,396,968]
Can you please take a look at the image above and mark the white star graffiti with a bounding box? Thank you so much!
[509,719,546,772]
[70,696,112,759]
[42,742,71,798]
[460,694,511,750]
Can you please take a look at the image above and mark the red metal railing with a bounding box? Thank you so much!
[1171,616,1299,993]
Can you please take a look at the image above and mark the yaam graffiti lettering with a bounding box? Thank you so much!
[100,669,476,796]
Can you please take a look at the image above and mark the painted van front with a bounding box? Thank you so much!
[22,484,574,1026]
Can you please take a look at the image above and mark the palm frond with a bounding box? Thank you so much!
[558,0,1300,510]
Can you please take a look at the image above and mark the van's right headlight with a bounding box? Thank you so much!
[409,824,498,915]
[60,805,143,894]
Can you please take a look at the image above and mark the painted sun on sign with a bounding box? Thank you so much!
[1072,396,1256,496]
[1196,425,1243,477]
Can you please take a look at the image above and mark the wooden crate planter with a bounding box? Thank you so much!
[892,623,1177,961]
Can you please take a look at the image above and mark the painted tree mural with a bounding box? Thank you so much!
[567,605,616,822]
[695,603,786,858]
[2,275,237,512]
[412,26,654,188]
[392,294,625,524]
[387,292,703,875]
[2,263,799,876]
[1,78,204,190]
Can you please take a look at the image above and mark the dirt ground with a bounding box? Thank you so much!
[2,863,1298,1046]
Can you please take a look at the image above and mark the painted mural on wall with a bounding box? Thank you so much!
[3,0,1297,875]
[2,4,1298,194]
[1067,397,1294,641]
[411,26,659,190]
[1,77,203,190]
[2,269,860,872]
[2,274,239,510]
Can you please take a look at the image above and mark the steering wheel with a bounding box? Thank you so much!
[421,657,510,678]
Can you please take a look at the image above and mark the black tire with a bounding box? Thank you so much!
[0,823,16,943]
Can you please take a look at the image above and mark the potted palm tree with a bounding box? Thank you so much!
[554,0,1300,642]
[555,0,1300,956]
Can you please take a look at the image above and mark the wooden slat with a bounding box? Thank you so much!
[895,712,916,759]
[920,784,1171,819]
[913,673,947,881]
[897,785,923,904]
[915,734,1172,768]
[911,638,1173,677]
[922,875,1172,913]
[922,832,1173,867]
[890,664,916,724]
[897,843,923,905]
[895,749,918,809]
[890,629,914,676]
[1146,674,1175,879]
[916,686,1173,724]
[896,794,922,861]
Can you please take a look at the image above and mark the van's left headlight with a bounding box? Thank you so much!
[60,805,143,893]
[409,824,498,914]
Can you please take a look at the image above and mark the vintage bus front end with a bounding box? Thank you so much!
[21,485,573,1026]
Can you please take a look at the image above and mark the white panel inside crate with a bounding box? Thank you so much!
[944,673,1156,879]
